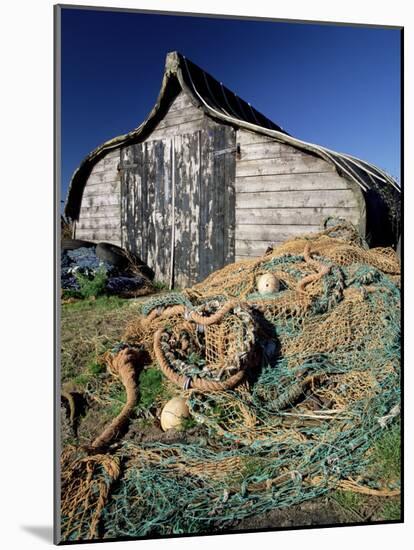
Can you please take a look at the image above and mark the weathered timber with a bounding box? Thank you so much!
[82,182,120,196]
[155,108,203,131]
[236,224,321,241]
[236,190,360,209]
[235,173,351,193]
[236,207,360,226]
[168,90,198,111]
[235,240,283,256]
[238,141,304,161]
[236,156,336,177]
[77,217,119,231]
[80,205,120,218]
[82,195,120,208]
[237,129,278,146]
[174,132,201,288]
[148,119,206,141]
[76,228,121,243]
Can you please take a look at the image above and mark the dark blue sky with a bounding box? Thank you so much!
[60,7,401,201]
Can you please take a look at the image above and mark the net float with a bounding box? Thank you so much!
[160,397,190,431]
[257,273,280,294]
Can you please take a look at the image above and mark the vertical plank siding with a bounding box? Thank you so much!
[77,94,366,285]
[198,124,236,281]
[119,92,236,287]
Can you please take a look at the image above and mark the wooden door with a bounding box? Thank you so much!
[120,124,235,287]
[120,138,173,281]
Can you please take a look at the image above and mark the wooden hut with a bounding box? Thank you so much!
[65,51,400,287]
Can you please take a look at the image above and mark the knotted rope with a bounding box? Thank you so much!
[91,348,142,449]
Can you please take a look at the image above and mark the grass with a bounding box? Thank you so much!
[153,280,169,291]
[138,367,173,409]
[107,382,127,416]
[60,290,401,525]
[381,499,401,521]
[371,423,401,483]
[74,266,108,299]
[330,423,401,522]
[62,295,128,312]
[332,490,364,515]
[61,296,135,382]
[179,417,198,431]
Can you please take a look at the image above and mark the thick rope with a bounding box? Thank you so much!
[297,242,330,293]
[153,327,246,391]
[61,390,76,427]
[338,479,400,497]
[91,348,141,449]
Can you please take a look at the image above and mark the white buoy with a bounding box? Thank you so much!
[160,397,190,431]
[257,273,280,294]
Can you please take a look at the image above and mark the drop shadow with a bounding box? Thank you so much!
[21,525,54,543]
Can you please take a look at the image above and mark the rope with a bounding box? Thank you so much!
[297,242,330,293]
[153,327,246,391]
[337,479,400,497]
[61,390,76,427]
[91,348,142,449]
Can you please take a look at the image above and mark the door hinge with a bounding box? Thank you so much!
[213,143,241,157]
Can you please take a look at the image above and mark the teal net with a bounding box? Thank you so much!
[61,226,401,541]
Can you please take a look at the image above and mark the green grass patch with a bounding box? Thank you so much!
[74,266,108,299]
[72,373,90,388]
[371,423,401,483]
[380,499,401,521]
[153,280,169,291]
[62,295,129,312]
[61,289,82,300]
[107,382,127,416]
[332,490,364,512]
[87,361,106,375]
[179,417,198,431]
[138,367,173,409]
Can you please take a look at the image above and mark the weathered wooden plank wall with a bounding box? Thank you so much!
[75,93,366,282]
[234,130,365,261]
[120,138,173,279]
[75,150,121,245]
[119,92,235,287]
[198,123,236,281]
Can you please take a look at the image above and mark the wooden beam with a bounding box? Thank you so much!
[236,207,360,226]
[236,156,335,177]
[236,189,359,209]
[235,172,350,193]
[236,224,320,241]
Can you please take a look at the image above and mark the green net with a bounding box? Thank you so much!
[61,225,401,540]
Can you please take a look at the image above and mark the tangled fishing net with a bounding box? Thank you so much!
[60,224,400,540]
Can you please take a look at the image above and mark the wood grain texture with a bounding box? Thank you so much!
[235,172,351,193]
[237,129,278,146]
[76,152,121,241]
[174,132,201,288]
[238,141,302,161]
[235,240,283,256]
[198,122,236,282]
[82,181,120,196]
[236,189,359,209]
[80,205,120,218]
[236,207,360,226]
[168,91,197,111]
[236,156,336,177]
[77,217,119,231]
[236,224,320,241]
[75,228,122,244]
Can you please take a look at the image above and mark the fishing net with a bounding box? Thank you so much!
[60,224,401,541]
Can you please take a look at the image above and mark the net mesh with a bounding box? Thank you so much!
[60,225,400,540]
